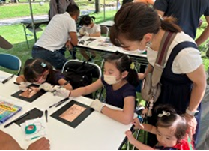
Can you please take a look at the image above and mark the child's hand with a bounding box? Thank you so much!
[40,82,54,92]
[53,87,70,98]
[19,82,31,91]
[125,130,135,144]
[90,100,104,112]
[133,118,144,130]
[84,31,89,37]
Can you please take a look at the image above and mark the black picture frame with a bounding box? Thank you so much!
[51,100,94,128]
[11,85,46,103]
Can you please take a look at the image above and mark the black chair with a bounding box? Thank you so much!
[61,60,102,99]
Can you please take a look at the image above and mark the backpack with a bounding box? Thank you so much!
[62,61,101,89]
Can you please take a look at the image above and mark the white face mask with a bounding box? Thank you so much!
[103,75,121,85]
[124,49,145,54]
[132,49,145,53]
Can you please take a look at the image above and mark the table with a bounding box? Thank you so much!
[100,20,115,27]
[0,71,132,150]
[21,18,49,49]
[77,37,148,65]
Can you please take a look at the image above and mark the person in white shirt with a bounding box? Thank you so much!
[32,4,79,70]
[78,15,101,61]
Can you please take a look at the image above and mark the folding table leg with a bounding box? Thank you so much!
[22,24,29,49]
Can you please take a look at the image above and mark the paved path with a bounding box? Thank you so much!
[0,10,95,26]
[0,7,117,26]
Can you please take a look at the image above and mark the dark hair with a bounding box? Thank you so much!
[23,58,58,84]
[155,105,188,140]
[104,52,139,87]
[66,4,79,16]
[110,2,181,46]
[79,15,95,26]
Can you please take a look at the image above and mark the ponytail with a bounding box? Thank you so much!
[160,16,181,33]
[91,16,95,20]
[127,62,139,87]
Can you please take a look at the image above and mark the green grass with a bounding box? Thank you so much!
[0,3,49,19]
[0,0,119,19]
[0,10,116,73]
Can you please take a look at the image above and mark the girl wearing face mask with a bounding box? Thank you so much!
[78,15,100,61]
[16,58,73,91]
[54,52,139,124]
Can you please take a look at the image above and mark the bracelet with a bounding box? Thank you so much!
[186,108,198,116]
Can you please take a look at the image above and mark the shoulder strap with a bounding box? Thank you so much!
[152,32,176,86]
[156,32,176,66]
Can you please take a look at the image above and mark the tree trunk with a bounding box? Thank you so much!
[95,0,100,13]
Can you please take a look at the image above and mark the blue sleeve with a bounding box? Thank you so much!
[123,85,136,98]
[154,0,168,13]
[55,72,65,83]
[204,6,209,16]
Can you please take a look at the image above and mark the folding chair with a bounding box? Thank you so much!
[61,60,103,99]
[100,25,109,37]
[0,53,22,75]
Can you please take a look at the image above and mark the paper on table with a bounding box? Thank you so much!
[0,75,9,82]
[21,118,46,141]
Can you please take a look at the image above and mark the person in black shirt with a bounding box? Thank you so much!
[154,0,209,46]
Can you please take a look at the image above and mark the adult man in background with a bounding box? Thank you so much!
[154,0,209,46]
[32,4,79,70]
[49,0,75,21]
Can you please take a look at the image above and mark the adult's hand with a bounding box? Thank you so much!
[184,113,197,138]
[66,40,73,50]
[27,137,50,150]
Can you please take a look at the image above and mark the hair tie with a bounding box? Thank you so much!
[41,62,46,68]
[158,111,170,117]
[130,62,135,70]
[159,15,163,21]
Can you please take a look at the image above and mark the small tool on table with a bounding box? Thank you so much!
[2,74,15,84]
[49,97,69,108]
[4,112,29,128]
[45,110,48,122]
